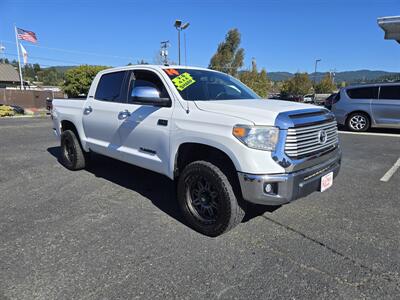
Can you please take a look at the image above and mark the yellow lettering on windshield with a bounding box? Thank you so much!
[172,72,196,91]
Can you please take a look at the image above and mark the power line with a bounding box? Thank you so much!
[0,39,152,63]
[3,52,91,65]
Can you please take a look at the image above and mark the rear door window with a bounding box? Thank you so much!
[95,71,127,102]
[346,87,378,99]
[379,85,400,100]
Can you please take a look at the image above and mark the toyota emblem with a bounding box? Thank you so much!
[318,129,328,144]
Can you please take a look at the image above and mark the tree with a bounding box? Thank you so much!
[209,28,244,76]
[314,74,336,93]
[239,60,271,97]
[63,65,109,97]
[37,67,64,86]
[33,63,41,74]
[281,73,312,97]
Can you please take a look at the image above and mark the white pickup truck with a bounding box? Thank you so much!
[52,65,341,236]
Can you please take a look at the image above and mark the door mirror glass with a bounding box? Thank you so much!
[130,86,171,107]
[131,86,160,99]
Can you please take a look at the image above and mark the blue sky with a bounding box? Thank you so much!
[0,0,399,73]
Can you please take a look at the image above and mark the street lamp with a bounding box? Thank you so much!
[314,59,321,85]
[174,20,190,65]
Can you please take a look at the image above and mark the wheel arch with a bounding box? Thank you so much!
[60,119,89,152]
[346,110,372,124]
[173,142,239,180]
[173,142,245,209]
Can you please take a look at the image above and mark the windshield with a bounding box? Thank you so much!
[163,68,260,101]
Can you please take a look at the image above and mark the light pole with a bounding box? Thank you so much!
[314,59,321,85]
[174,20,190,65]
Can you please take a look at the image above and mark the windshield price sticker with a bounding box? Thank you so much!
[172,72,196,91]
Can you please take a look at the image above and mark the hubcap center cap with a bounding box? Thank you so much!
[200,192,210,204]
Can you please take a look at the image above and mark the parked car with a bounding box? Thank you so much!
[331,83,400,131]
[10,105,24,115]
[46,98,53,112]
[51,65,341,236]
[303,94,314,103]
[282,95,303,102]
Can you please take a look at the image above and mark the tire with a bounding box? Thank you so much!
[177,161,245,237]
[346,112,370,132]
[60,130,87,170]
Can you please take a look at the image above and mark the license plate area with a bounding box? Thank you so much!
[320,172,333,192]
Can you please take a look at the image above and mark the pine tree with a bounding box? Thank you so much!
[209,29,244,76]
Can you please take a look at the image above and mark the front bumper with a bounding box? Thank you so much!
[238,148,341,206]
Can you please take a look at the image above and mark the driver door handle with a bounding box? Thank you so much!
[118,109,131,120]
[83,106,92,115]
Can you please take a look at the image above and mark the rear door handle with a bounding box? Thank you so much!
[118,109,131,120]
[83,106,92,115]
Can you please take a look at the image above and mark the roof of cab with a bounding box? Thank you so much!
[98,64,213,75]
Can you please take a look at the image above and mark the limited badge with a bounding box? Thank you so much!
[172,72,196,91]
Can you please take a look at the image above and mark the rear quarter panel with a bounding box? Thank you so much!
[52,99,89,150]
[332,90,372,125]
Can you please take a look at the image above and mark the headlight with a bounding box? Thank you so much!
[233,125,279,151]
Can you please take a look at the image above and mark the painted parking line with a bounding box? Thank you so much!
[338,131,400,138]
[380,158,400,182]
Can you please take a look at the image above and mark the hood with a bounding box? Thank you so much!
[194,99,319,125]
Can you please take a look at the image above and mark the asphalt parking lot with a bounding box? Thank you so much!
[1,117,399,299]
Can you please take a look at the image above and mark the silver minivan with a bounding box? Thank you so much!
[331,83,400,131]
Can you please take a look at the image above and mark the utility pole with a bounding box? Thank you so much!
[0,43,5,63]
[330,68,336,85]
[251,57,257,71]
[160,40,170,65]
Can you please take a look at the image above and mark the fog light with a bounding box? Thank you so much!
[265,183,273,193]
[264,182,277,195]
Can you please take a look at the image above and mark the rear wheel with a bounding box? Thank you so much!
[346,112,370,132]
[177,161,245,237]
[60,130,88,170]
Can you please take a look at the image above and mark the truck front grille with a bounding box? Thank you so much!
[285,120,338,158]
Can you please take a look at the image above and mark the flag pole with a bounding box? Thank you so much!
[14,25,24,90]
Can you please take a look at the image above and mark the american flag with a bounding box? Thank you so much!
[17,28,38,43]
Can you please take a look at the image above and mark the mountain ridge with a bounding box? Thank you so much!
[267,70,399,83]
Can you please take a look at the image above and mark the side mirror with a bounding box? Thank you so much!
[130,86,171,107]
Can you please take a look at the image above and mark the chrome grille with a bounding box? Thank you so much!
[285,121,338,158]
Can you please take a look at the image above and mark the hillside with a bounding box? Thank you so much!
[268,70,399,83]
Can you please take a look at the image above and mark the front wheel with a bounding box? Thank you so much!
[177,161,245,237]
[346,112,370,132]
[60,130,88,170]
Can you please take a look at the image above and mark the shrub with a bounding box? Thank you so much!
[0,105,16,117]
